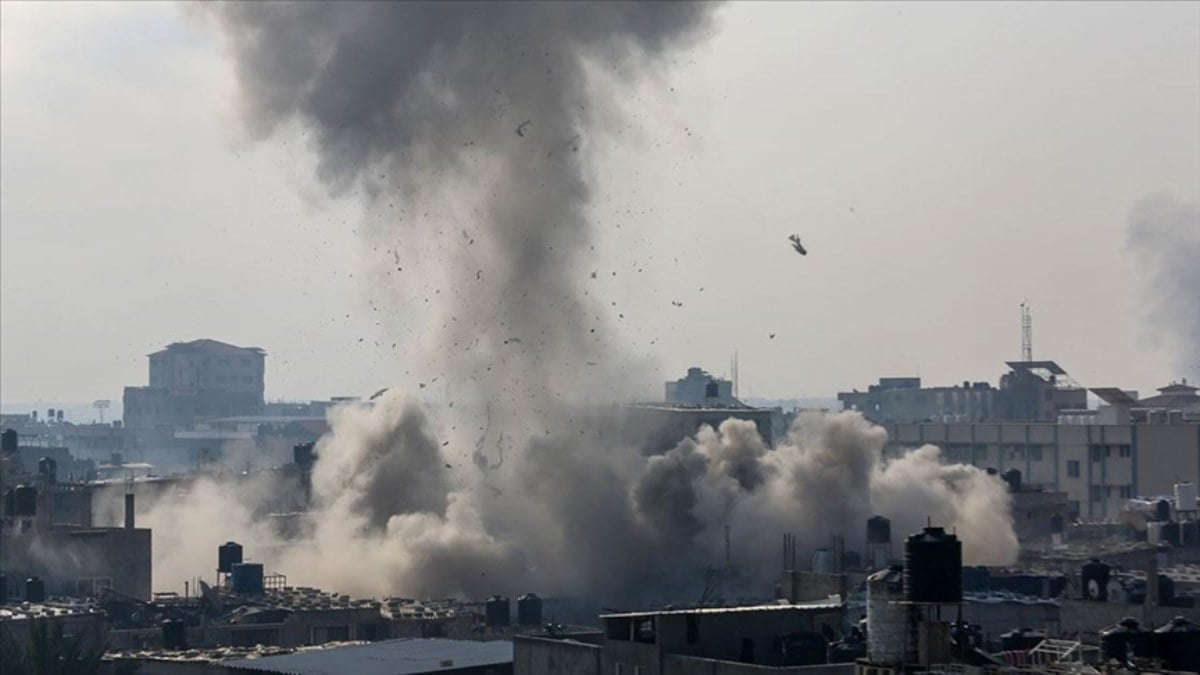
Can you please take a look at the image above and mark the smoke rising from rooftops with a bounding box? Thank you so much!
[1127,194,1200,382]
[147,3,1023,603]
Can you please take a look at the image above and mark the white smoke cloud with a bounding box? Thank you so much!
[125,404,1015,602]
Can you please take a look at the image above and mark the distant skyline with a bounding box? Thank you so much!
[3,2,1198,408]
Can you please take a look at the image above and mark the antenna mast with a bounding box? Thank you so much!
[1020,302,1033,362]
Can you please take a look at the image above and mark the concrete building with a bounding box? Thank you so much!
[224,638,514,675]
[666,368,737,407]
[0,598,107,654]
[515,600,848,675]
[123,339,267,465]
[622,404,776,454]
[838,361,1087,424]
[884,418,1200,520]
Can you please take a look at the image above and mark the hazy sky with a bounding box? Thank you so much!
[2,1,1198,411]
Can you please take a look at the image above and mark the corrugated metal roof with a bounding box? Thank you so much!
[599,597,841,620]
[223,638,512,675]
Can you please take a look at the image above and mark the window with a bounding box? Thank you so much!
[1029,445,1043,462]
[634,617,655,644]
[1067,460,1080,478]
[1119,445,1131,458]
[1089,445,1104,462]
[312,625,350,643]
[1090,485,1104,502]
[1119,486,1132,499]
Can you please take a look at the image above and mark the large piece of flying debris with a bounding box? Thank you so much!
[788,234,807,255]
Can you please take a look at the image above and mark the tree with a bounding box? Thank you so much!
[0,618,104,675]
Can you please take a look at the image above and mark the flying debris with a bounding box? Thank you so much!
[769,333,776,340]
[516,120,531,137]
[369,388,389,400]
[671,301,683,308]
[788,234,807,255]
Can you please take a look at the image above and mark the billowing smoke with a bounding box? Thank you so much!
[1127,194,1200,381]
[120,408,1015,602]
[209,2,712,404]
[123,3,1023,605]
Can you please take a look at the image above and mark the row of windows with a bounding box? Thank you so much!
[1089,444,1131,462]
[1090,485,1132,501]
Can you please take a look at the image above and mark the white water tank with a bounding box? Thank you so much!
[1175,483,1198,513]
[867,566,915,664]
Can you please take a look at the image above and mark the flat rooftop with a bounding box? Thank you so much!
[600,597,841,620]
[224,638,513,675]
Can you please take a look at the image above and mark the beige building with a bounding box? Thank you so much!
[884,420,1200,520]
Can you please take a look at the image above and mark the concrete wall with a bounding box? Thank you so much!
[0,610,107,653]
[0,526,151,600]
[1058,599,1200,644]
[662,654,852,675]
[515,635,602,675]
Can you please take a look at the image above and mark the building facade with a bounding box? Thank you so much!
[839,362,1087,424]
[122,339,266,462]
[665,368,737,407]
[884,420,1200,520]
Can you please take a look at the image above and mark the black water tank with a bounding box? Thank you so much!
[25,577,45,603]
[218,541,244,574]
[1,428,16,455]
[231,562,264,594]
[293,442,315,469]
[1081,559,1111,601]
[1000,628,1046,652]
[867,516,891,544]
[38,457,57,484]
[162,619,188,650]
[1154,499,1171,522]
[1101,617,1153,662]
[1003,469,1022,491]
[12,485,37,517]
[517,593,542,627]
[1157,574,1175,605]
[1049,513,1065,534]
[1182,520,1200,547]
[904,526,962,603]
[485,595,510,628]
[1156,616,1200,672]
[1162,522,1182,546]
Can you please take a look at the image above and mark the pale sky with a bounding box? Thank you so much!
[2,1,1198,411]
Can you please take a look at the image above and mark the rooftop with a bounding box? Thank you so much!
[223,638,513,675]
[149,339,265,358]
[599,597,841,620]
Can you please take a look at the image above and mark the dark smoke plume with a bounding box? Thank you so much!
[154,3,1022,605]
[1127,194,1200,380]
[212,2,713,406]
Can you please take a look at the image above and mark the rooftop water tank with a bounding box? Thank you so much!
[12,485,36,517]
[162,619,188,650]
[1155,616,1200,673]
[218,542,244,574]
[1,429,16,455]
[867,516,892,545]
[38,457,57,485]
[517,593,542,627]
[904,527,962,604]
[25,577,45,603]
[485,595,510,628]
[231,562,264,595]
[1175,482,1198,512]
[1081,559,1110,601]
[866,566,915,664]
[1101,617,1153,662]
